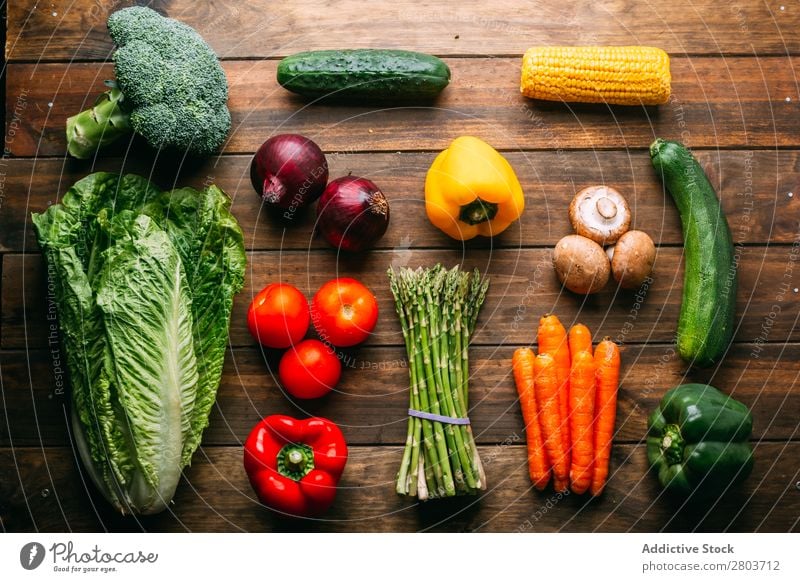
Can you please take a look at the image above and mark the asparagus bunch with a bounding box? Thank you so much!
[388,264,489,499]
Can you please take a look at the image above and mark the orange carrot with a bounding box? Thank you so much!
[533,353,569,492]
[568,350,596,494]
[537,315,571,467]
[568,323,593,357]
[590,338,621,496]
[512,348,551,490]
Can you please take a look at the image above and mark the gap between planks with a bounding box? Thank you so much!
[9,52,800,66]
[7,145,800,160]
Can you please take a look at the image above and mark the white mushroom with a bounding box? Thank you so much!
[552,234,610,294]
[569,186,631,245]
[607,230,656,289]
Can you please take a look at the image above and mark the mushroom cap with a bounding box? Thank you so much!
[610,230,656,289]
[552,234,610,295]
[569,185,631,245]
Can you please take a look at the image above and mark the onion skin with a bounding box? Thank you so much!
[250,134,328,214]
[317,176,390,252]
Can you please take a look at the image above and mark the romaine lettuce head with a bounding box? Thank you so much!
[32,173,245,515]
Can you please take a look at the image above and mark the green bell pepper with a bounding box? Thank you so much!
[647,383,754,499]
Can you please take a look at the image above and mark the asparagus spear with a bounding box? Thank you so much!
[389,270,419,496]
[406,271,444,494]
[436,270,478,492]
[415,269,456,497]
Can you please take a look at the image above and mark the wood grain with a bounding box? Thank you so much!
[6,0,800,61]
[5,246,800,350]
[0,150,797,253]
[1,443,797,532]
[1,343,798,448]
[6,56,800,157]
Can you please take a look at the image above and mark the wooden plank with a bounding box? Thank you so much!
[5,246,800,350]
[1,150,797,253]
[2,343,798,448]
[6,56,800,157]
[7,0,800,61]
[1,443,796,532]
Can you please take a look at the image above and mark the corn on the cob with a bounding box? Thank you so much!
[520,46,671,106]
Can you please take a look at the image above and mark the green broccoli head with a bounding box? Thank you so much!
[107,7,230,156]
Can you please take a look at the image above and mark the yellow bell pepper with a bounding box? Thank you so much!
[425,136,525,240]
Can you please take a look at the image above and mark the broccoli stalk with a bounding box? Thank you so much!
[66,7,231,159]
[66,86,132,159]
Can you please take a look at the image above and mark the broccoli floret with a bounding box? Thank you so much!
[66,7,230,159]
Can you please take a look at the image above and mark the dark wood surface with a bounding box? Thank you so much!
[1,151,799,253]
[2,0,798,532]
[2,444,798,532]
[6,57,800,156]
[3,343,799,448]
[5,247,800,349]
[7,0,800,59]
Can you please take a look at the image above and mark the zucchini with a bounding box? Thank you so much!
[650,139,736,367]
[277,49,451,100]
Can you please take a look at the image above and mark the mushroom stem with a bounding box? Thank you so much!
[596,197,618,219]
[569,185,632,245]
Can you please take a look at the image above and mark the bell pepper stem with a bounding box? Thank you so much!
[660,424,685,465]
[277,443,315,480]
[459,198,499,225]
[286,450,304,470]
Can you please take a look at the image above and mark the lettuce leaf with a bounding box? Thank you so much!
[143,186,245,464]
[96,213,199,513]
[44,244,135,510]
[32,197,135,511]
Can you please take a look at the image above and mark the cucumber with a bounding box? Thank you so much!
[650,139,736,367]
[277,49,451,100]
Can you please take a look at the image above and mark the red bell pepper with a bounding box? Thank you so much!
[243,415,348,516]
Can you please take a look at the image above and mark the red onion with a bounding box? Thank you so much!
[316,176,390,252]
[250,134,328,215]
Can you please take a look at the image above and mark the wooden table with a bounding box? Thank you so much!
[2,0,799,532]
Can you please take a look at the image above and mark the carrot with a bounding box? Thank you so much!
[533,353,569,492]
[590,338,621,496]
[568,350,596,494]
[512,348,551,490]
[537,315,571,467]
[568,323,593,357]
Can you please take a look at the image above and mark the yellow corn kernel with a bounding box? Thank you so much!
[520,46,671,106]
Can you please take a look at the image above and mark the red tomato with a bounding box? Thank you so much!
[247,283,309,349]
[278,339,341,399]
[311,278,378,347]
